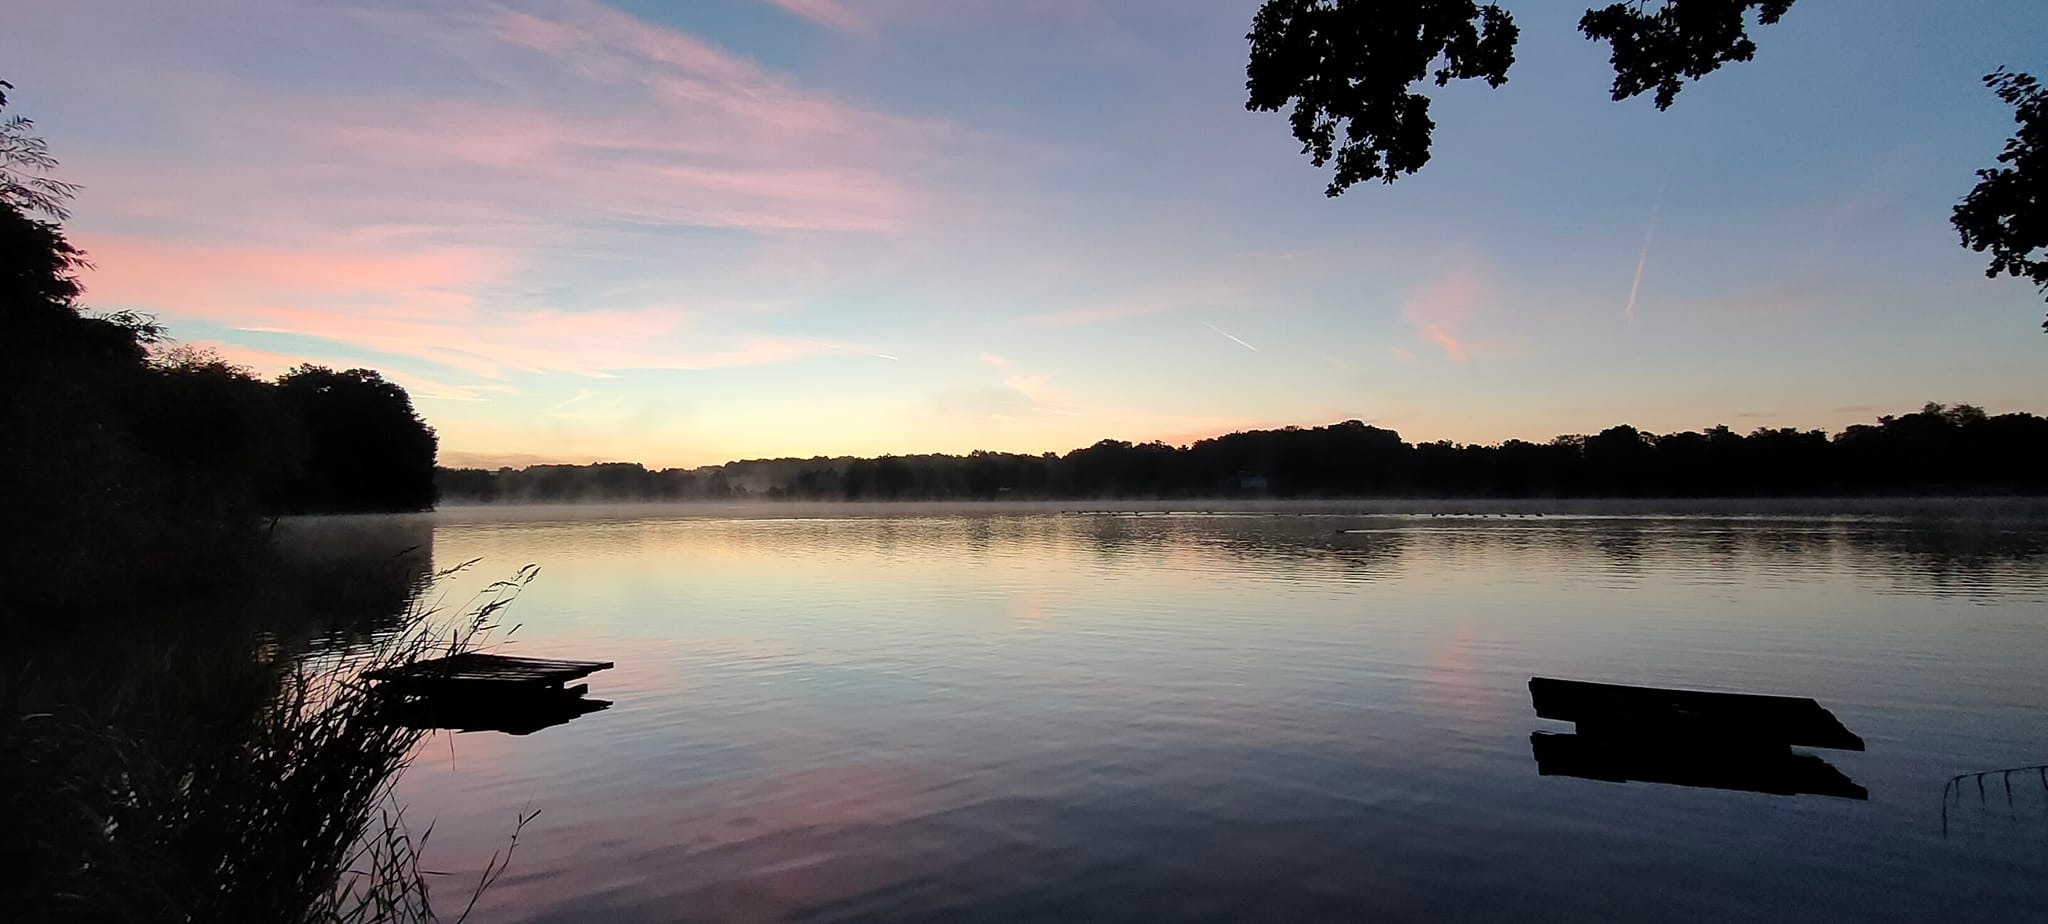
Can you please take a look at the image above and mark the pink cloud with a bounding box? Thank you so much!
[978,352,1010,367]
[761,0,876,36]
[183,340,509,401]
[1401,265,1491,365]
[30,0,963,382]
[56,0,956,243]
[79,233,874,378]
[80,234,505,318]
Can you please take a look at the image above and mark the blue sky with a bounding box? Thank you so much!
[5,0,2044,466]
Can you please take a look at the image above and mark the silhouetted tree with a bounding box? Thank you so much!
[1244,3,2047,324]
[275,366,438,513]
[141,347,304,523]
[0,196,86,308]
[1245,0,1789,195]
[1954,68,2048,328]
[1245,0,1518,195]
[1577,1,1793,110]
[0,80,81,220]
[437,404,2048,505]
[0,94,169,607]
[1,83,443,611]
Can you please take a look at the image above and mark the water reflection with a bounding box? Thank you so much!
[347,507,2048,920]
[383,692,613,736]
[1531,732,1868,799]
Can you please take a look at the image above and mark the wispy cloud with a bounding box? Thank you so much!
[1008,293,1193,330]
[33,0,975,384]
[57,0,960,243]
[1200,321,1257,352]
[978,352,1010,368]
[189,340,508,401]
[761,0,875,36]
[1004,373,1057,402]
[547,389,596,412]
[82,233,875,377]
[1401,264,1491,365]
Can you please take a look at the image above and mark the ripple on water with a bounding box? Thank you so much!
[358,508,2048,922]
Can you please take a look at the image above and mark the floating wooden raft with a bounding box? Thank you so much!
[365,652,614,697]
[1529,677,1864,751]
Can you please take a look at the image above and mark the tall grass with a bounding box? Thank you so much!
[2,560,541,923]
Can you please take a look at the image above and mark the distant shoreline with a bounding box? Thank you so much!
[376,495,2048,521]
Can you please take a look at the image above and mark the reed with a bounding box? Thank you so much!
[3,561,541,922]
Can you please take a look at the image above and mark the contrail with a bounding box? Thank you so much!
[1201,321,1258,352]
[1625,174,1670,322]
[545,389,594,412]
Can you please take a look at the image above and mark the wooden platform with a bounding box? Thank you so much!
[1529,677,1864,751]
[365,652,614,697]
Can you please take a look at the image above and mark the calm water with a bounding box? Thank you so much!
[311,504,2048,922]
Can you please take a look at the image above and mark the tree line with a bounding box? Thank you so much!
[1,84,437,610]
[438,403,2048,504]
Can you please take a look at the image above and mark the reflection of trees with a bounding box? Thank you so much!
[1078,514,1410,581]
[1064,514,2048,599]
[1,515,469,921]
[268,515,438,650]
[1851,522,2048,598]
[1592,523,1648,574]
[533,511,2045,599]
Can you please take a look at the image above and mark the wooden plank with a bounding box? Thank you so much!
[365,652,614,686]
[373,675,563,695]
[1529,677,1864,751]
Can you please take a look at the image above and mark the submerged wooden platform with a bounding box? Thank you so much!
[1529,677,1864,751]
[365,652,614,697]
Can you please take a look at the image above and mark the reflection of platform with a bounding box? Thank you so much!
[1527,676,1867,799]
[1532,732,1867,799]
[381,690,613,736]
[368,652,617,735]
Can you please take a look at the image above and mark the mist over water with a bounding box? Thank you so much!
[287,503,2048,922]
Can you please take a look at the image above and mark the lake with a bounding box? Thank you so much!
[294,502,2048,922]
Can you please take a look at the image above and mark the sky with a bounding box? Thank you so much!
[5,0,2046,468]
